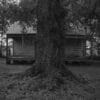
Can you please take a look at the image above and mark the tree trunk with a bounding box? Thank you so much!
[25,0,75,79]
[29,0,73,77]
[35,27,65,76]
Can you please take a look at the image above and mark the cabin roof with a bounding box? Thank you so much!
[6,21,92,40]
[7,33,36,38]
[6,21,37,34]
[7,33,92,40]
[64,34,92,39]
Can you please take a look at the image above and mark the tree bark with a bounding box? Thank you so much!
[25,0,75,79]
[29,0,73,77]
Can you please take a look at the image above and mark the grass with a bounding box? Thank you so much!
[69,65,100,100]
[0,58,99,100]
[0,68,96,100]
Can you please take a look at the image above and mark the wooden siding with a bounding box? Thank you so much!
[13,36,35,59]
[64,38,85,59]
[6,34,89,62]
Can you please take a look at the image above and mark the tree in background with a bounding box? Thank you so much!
[0,0,36,33]
[0,0,9,56]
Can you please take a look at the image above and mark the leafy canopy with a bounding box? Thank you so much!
[0,0,100,34]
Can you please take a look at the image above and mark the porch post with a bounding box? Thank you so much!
[22,34,24,48]
[91,38,93,56]
[83,38,86,56]
[6,35,8,60]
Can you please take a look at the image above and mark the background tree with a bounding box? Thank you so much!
[0,0,9,56]
[69,0,100,36]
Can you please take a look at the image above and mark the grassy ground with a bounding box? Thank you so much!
[0,58,31,73]
[0,58,99,100]
[0,72,95,100]
[69,64,100,100]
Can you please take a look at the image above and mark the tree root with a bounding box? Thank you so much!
[8,63,89,88]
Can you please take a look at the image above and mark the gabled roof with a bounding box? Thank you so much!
[6,21,37,34]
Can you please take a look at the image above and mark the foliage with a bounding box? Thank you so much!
[61,0,100,35]
[0,0,37,34]
[0,0,10,33]
[0,0,100,34]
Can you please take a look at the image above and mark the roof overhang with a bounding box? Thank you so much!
[65,34,93,40]
[7,33,36,38]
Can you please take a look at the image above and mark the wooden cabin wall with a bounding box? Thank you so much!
[11,35,86,60]
[13,36,35,59]
[64,38,85,58]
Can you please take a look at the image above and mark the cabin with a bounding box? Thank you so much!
[64,34,93,63]
[94,37,100,56]
[6,21,96,64]
[64,24,94,63]
[6,21,36,64]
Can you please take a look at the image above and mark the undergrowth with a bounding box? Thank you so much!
[0,72,96,100]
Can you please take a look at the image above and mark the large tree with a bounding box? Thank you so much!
[4,0,100,80]
[35,0,67,76]
[19,0,100,78]
[19,0,76,78]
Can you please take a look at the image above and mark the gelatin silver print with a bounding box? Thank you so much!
[0,0,99,99]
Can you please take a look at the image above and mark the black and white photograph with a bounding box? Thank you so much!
[0,0,100,99]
